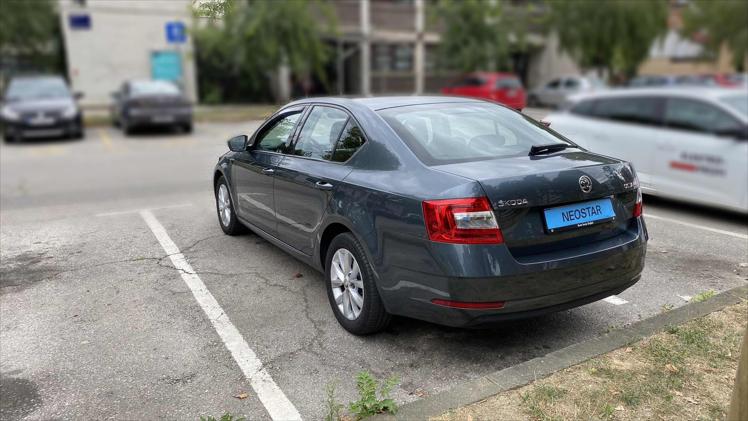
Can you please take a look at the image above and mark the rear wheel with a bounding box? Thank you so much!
[325,233,390,335]
[215,176,246,235]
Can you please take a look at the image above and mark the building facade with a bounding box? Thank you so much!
[59,0,198,107]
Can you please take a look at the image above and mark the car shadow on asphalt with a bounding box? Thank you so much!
[644,194,747,225]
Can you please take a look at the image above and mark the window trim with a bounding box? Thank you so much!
[284,103,370,165]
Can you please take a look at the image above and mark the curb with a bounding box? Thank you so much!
[375,284,748,420]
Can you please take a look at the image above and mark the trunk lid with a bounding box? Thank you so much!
[433,151,639,257]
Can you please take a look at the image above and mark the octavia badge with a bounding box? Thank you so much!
[579,175,592,193]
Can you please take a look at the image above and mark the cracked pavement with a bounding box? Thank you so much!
[1,120,747,420]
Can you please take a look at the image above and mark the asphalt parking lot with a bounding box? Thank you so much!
[1,113,747,420]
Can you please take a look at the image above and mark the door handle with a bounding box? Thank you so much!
[261,168,275,175]
[314,181,334,191]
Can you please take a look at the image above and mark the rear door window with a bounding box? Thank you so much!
[495,77,521,90]
[293,106,349,160]
[591,97,663,126]
[664,98,742,136]
[546,79,561,89]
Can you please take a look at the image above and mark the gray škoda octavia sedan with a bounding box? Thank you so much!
[213,97,647,335]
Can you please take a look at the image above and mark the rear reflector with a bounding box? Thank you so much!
[422,197,504,244]
[431,299,505,310]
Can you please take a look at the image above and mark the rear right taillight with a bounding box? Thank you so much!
[633,188,643,218]
[422,197,504,244]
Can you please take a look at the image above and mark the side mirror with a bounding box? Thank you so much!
[74,92,84,100]
[227,135,249,152]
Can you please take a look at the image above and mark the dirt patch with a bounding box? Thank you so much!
[0,374,42,419]
[435,302,746,421]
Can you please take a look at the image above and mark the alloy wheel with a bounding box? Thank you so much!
[330,248,364,320]
[217,184,231,227]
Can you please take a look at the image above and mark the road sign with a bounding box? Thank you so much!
[165,21,186,44]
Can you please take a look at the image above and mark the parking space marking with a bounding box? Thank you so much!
[602,295,628,305]
[95,203,193,217]
[139,210,301,421]
[645,213,748,240]
[98,128,115,151]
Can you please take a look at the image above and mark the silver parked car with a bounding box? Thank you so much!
[529,75,606,109]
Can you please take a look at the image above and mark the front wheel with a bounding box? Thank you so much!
[215,176,246,235]
[325,233,390,335]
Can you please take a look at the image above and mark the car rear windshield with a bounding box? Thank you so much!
[719,94,748,117]
[378,102,572,165]
[5,77,70,101]
[131,80,180,96]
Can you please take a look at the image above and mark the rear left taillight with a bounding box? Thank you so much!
[633,188,643,218]
[422,197,504,244]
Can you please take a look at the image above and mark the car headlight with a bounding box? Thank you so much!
[1,106,20,121]
[61,105,78,119]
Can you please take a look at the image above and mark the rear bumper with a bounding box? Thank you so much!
[378,218,647,327]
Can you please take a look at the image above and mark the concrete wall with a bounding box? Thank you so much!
[59,0,197,107]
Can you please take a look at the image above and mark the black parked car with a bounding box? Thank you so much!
[1,75,84,143]
[213,97,647,335]
[111,80,192,134]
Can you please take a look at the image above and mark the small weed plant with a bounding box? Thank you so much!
[349,371,399,419]
[324,382,344,421]
[691,290,715,303]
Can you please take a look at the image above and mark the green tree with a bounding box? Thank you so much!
[682,0,748,71]
[0,0,64,75]
[432,0,510,72]
[548,0,668,79]
[193,0,335,103]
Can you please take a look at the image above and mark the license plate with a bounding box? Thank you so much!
[28,116,55,126]
[544,198,615,233]
[152,115,174,123]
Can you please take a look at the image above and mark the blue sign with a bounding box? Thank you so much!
[165,21,186,44]
[151,51,182,81]
[69,14,91,30]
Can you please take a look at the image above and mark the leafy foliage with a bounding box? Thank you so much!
[348,371,399,419]
[548,0,668,78]
[682,0,748,70]
[432,0,539,73]
[192,0,336,103]
[324,382,344,421]
[0,0,64,74]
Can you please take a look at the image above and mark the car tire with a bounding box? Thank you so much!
[182,122,193,133]
[528,95,539,107]
[215,176,246,236]
[325,232,391,335]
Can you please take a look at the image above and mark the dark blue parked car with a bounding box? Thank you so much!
[213,97,647,335]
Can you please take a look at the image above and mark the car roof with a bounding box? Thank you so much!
[286,96,485,111]
[569,87,742,102]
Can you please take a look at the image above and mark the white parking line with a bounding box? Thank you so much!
[645,213,748,240]
[96,203,193,217]
[139,210,301,421]
[603,295,628,305]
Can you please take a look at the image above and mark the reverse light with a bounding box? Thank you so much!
[431,299,505,310]
[633,188,643,218]
[422,197,504,244]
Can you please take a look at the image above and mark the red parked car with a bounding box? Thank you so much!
[441,72,526,110]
